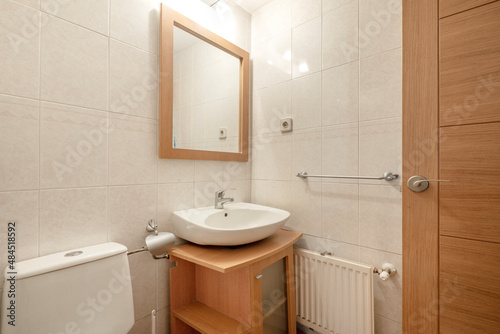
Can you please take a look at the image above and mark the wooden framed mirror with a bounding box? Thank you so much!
[159,4,249,162]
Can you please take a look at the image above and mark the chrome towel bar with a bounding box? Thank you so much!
[296,171,399,181]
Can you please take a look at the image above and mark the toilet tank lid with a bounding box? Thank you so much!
[5,242,128,280]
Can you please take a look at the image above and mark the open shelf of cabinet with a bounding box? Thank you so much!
[169,229,302,334]
[173,301,251,334]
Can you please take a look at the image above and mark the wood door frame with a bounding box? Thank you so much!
[402,0,440,333]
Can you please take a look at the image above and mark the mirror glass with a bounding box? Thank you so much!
[172,26,240,153]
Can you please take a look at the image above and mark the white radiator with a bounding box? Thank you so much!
[294,247,374,334]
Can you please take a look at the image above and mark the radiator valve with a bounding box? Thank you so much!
[373,263,397,281]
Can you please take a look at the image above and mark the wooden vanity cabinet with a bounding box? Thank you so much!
[169,230,302,334]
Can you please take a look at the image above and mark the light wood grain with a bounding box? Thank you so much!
[439,236,500,334]
[169,230,303,273]
[196,265,252,326]
[169,257,198,333]
[173,301,251,334]
[439,0,498,18]
[439,1,500,126]
[402,0,439,333]
[159,4,249,162]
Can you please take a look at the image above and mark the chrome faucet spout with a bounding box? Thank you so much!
[215,189,235,209]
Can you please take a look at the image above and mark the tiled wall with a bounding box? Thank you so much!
[0,0,251,333]
[249,0,403,333]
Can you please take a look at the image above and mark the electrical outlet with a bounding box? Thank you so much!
[219,127,227,139]
[280,118,293,132]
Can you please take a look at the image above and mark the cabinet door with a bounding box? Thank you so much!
[261,258,288,333]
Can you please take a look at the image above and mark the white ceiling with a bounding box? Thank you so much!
[201,0,274,13]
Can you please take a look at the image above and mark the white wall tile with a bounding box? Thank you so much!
[321,123,359,183]
[322,0,356,14]
[321,182,359,244]
[359,0,402,59]
[252,81,291,135]
[0,191,39,272]
[158,159,195,183]
[158,182,194,235]
[0,1,40,99]
[251,0,291,47]
[292,17,321,78]
[251,180,267,205]
[128,252,157,321]
[291,180,322,236]
[266,180,292,213]
[294,234,360,262]
[359,184,402,254]
[291,128,322,179]
[359,117,402,185]
[109,40,159,119]
[292,72,322,129]
[0,95,39,191]
[266,31,292,87]
[322,60,359,126]
[360,48,402,121]
[13,0,40,9]
[41,0,109,35]
[267,133,292,180]
[108,185,157,250]
[40,102,107,189]
[322,1,359,69]
[291,0,321,28]
[39,187,107,255]
[41,14,108,110]
[110,0,159,54]
[108,114,157,185]
[375,315,402,334]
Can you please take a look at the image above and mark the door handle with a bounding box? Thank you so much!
[407,175,451,192]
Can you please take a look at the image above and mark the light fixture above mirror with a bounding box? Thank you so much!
[159,4,249,162]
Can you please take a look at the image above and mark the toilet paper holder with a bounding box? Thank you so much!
[127,219,175,260]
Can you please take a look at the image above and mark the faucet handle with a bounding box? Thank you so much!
[216,188,235,197]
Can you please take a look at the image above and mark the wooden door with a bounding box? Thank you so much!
[403,1,500,333]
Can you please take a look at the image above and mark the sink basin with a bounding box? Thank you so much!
[173,202,290,246]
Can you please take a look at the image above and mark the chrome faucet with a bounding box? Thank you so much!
[215,189,234,209]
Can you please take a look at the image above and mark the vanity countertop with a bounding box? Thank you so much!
[169,229,302,273]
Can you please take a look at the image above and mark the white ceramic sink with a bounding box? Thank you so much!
[173,202,290,246]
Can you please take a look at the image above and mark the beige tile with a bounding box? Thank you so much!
[252,81,291,135]
[322,1,358,69]
[41,14,108,110]
[294,235,360,262]
[223,161,247,181]
[359,0,402,59]
[157,182,194,235]
[267,133,292,181]
[375,315,402,334]
[41,0,109,35]
[250,41,268,91]
[39,187,107,255]
[194,160,223,182]
[266,32,292,87]
[0,191,39,273]
[128,252,157,321]
[108,185,157,251]
[359,247,402,323]
[359,118,402,185]
[128,313,152,334]
[251,0,291,47]
[266,180,292,213]
[0,95,39,191]
[322,60,359,126]
[251,135,269,180]
[292,17,321,78]
[322,0,356,13]
[292,72,322,129]
[0,1,40,99]
[109,40,159,119]
[292,0,321,28]
[291,128,322,180]
[156,307,170,334]
[158,159,194,183]
[13,0,40,9]
[108,114,157,185]
[156,259,172,311]
[251,180,267,206]
[359,184,402,254]
[291,181,322,237]
[321,123,359,184]
[110,0,160,54]
[40,102,107,189]
[359,48,402,121]
[321,182,359,244]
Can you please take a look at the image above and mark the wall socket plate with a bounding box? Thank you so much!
[280,118,293,132]
[219,127,227,139]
